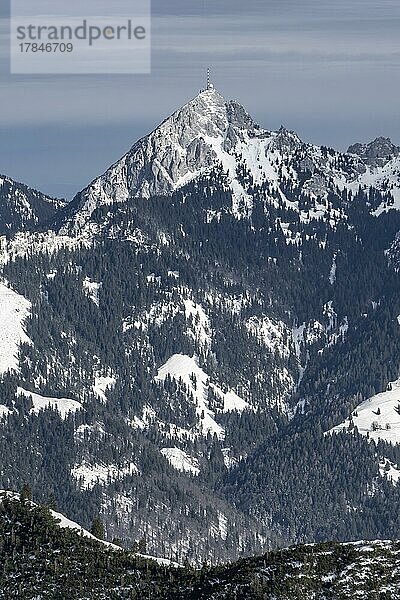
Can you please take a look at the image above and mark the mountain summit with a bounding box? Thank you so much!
[54,86,400,240]
[58,88,400,237]
[61,88,265,234]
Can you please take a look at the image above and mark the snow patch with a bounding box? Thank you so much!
[161,447,200,476]
[209,384,250,413]
[184,299,212,351]
[327,379,400,445]
[0,405,12,419]
[130,405,157,431]
[218,512,228,541]
[245,315,290,357]
[17,387,82,419]
[0,283,32,375]
[221,447,239,469]
[83,277,102,307]
[329,254,337,285]
[124,300,181,331]
[292,323,305,360]
[92,376,116,403]
[74,422,106,441]
[379,458,400,484]
[72,461,139,490]
[326,317,349,348]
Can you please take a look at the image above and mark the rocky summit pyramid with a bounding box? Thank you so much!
[60,87,264,233]
[58,87,400,237]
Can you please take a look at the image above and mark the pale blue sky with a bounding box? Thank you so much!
[0,0,400,198]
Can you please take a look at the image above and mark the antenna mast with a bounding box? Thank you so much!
[206,67,213,90]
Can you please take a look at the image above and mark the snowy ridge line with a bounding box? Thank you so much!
[2,90,400,247]
[0,490,121,550]
[0,490,181,567]
[0,229,90,266]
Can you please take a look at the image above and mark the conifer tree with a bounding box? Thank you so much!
[20,484,32,503]
[91,517,105,540]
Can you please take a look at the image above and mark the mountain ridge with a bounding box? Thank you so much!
[0,174,65,237]
[51,87,400,240]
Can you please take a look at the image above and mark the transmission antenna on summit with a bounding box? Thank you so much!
[206,68,214,90]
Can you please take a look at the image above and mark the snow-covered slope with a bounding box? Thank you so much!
[0,489,119,548]
[0,282,31,374]
[2,85,400,565]
[160,447,200,476]
[0,490,179,566]
[92,375,116,402]
[328,379,400,445]
[71,461,139,490]
[0,88,399,250]
[60,88,259,233]
[379,457,400,484]
[360,155,400,213]
[52,508,180,566]
[154,353,250,440]
[17,387,82,419]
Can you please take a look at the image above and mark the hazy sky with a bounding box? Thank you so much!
[0,0,399,198]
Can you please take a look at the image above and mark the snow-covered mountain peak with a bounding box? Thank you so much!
[56,86,400,237]
[154,87,229,143]
[167,87,259,137]
[58,88,268,234]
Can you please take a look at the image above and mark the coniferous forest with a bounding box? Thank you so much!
[1,87,400,592]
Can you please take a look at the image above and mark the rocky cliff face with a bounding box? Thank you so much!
[348,136,400,168]
[60,89,263,234]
